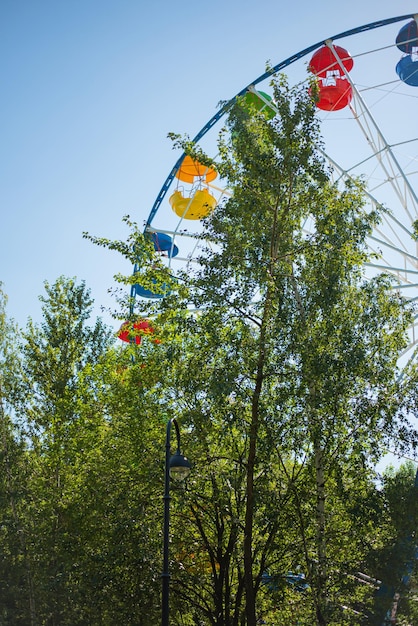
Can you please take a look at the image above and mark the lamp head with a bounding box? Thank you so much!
[169,452,191,482]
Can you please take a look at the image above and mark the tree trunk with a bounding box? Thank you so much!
[243,396,258,626]
[314,445,327,625]
[243,302,271,625]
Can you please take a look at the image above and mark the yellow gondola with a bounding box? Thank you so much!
[169,189,217,220]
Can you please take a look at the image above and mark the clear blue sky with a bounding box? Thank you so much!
[1,0,418,330]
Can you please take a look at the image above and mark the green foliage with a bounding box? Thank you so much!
[0,277,167,624]
[81,73,418,625]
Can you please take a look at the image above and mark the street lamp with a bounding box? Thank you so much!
[161,418,191,626]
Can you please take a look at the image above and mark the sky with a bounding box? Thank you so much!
[2,0,417,331]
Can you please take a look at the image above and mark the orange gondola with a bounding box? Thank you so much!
[175,156,217,184]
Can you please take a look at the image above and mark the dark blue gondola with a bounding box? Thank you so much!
[396,19,418,53]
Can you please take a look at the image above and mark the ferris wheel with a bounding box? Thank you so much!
[128,13,418,362]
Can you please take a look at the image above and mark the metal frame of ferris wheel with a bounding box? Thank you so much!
[138,13,418,358]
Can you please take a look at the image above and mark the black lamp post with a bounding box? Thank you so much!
[161,418,191,626]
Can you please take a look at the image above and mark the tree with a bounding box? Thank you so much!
[16,276,114,624]
[177,75,417,624]
[87,74,418,625]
